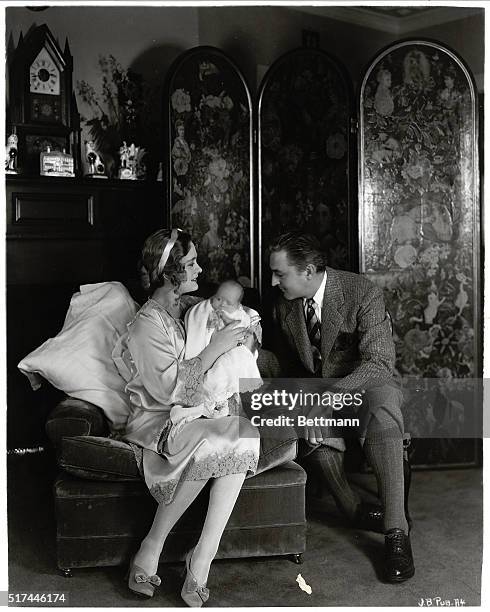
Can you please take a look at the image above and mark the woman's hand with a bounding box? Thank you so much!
[198,321,247,373]
[209,321,247,356]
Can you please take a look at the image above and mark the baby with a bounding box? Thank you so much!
[172,280,262,430]
[208,280,261,351]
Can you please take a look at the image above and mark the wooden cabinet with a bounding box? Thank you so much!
[6,175,166,449]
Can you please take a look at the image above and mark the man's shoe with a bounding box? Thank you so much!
[384,528,415,583]
[354,501,413,534]
[354,502,384,533]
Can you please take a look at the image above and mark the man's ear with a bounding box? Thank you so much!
[305,263,317,278]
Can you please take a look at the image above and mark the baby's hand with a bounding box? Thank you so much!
[245,316,262,351]
[248,315,261,333]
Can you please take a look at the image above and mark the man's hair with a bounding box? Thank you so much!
[269,231,327,272]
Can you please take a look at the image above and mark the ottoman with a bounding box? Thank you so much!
[47,398,307,574]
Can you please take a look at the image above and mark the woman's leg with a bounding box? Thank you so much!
[134,479,208,575]
[189,473,246,585]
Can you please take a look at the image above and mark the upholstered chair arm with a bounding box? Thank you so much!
[45,396,109,449]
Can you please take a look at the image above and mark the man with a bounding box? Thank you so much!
[268,231,414,583]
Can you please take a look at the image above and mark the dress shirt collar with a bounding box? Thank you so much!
[303,271,327,310]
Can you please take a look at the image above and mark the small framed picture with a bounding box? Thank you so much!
[16,124,71,175]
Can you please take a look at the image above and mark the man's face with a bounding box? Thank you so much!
[269,249,309,300]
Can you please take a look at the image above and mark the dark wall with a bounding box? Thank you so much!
[198,6,394,95]
[198,7,483,95]
[409,14,484,85]
[7,6,484,107]
[6,6,200,147]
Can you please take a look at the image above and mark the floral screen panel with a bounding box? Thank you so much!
[167,47,254,287]
[359,41,480,466]
[258,49,353,296]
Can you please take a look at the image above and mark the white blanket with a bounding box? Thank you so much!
[183,298,263,417]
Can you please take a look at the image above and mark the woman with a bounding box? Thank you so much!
[123,228,260,605]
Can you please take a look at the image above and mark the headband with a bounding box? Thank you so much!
[157,228,181,275]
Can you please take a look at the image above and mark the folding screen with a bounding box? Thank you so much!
[359,41,481,466]
[258,48,354,298]
[166,47,254,287]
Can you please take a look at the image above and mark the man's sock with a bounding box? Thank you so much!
[364,410,409,534]
[307,446,360,520]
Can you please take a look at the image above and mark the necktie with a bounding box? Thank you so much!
[305,298,322,372]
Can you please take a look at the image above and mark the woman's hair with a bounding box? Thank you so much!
[269,231,327,272]
[139,229,192,294]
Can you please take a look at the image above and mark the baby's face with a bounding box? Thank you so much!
[211,284,242,313]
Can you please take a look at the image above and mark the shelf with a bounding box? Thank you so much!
[5,173,164,190]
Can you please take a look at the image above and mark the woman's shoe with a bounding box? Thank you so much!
[181,548,210,607]
[127,556,161,598]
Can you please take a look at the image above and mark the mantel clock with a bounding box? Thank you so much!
[8,24,80,174]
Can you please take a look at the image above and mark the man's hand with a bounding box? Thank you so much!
[302,402,332,445]
[302,392,343,445]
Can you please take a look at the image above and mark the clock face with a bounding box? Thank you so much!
[29,47,60,95]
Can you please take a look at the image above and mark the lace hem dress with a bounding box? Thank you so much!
[121,299,260,504]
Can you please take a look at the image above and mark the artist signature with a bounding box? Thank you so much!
[418,598,466,606]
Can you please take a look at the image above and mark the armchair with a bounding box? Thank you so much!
[46,395,307,576]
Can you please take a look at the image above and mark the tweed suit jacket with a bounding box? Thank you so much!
[272,267,397,393]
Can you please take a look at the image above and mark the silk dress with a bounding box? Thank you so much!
[122,297,260,504]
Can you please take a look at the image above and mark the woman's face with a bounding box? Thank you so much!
[179,242,202,294]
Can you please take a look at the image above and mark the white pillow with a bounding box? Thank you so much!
[18,281,139,433]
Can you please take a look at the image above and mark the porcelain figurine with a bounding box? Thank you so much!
[5,133,18,173]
